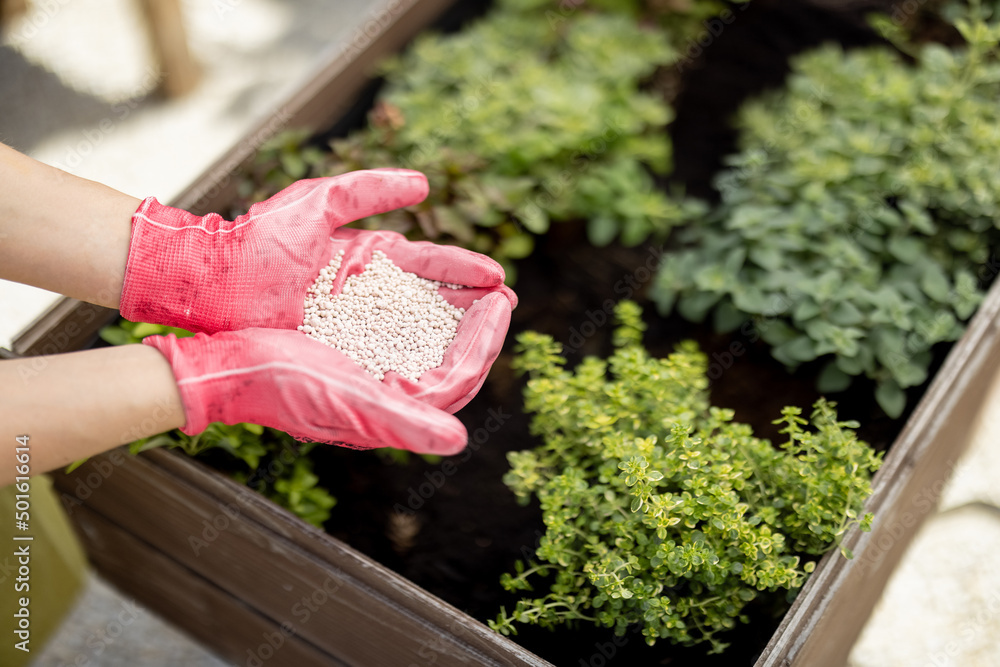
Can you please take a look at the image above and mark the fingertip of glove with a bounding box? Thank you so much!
[369,168,429,199]
[431,437,469,457]
[498,284,518,310]
[139,332,172,350]
[423,419,469,457]
[476,287,518,312]
[370,167,426,179]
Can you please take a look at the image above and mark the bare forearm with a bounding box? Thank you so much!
[0,345,185,485]
[0,142,141,308]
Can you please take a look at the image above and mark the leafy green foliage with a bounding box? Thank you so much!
[240,0,715,280]
[490,303,881,652]
[99,319,195,345]
[652,9,1000,416]
[233,442,337,529]
[99,319,337,528]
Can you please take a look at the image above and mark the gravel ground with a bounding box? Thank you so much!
[30,576,232,667]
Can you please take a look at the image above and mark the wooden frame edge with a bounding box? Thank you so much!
[52,448,552,667]
[756,275,1000,666]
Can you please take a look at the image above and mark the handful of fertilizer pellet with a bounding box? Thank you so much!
[298,250,465,381]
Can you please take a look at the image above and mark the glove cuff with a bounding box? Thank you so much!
[142,333,218,435]
[120,197,235,333]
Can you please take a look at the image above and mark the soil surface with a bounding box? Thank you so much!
[263,1,947,664]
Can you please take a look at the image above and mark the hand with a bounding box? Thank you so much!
[144,328,470,454]
[119,170,516,411]
[119,170,508,333]
[322,227,516,414]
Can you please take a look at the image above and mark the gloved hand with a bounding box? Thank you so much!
[321,227,516,413]
[120,170,517,412]
[144,328,469,454]
[120,169,509,332]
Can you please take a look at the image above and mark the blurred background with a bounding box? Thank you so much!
[0,0,381,349]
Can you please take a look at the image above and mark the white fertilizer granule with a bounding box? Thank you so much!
[298,250,465,381]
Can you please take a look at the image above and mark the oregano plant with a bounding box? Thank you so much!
[238,0,720,280]
[490,302,881,652]
[653,5,1000,416]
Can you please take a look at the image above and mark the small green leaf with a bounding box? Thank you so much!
[920,265,952,303]
[280,152,308,179]
[887,237,924,264]
[99,326,134,346]
[774,336,818,364]
[828,302,864,327]
[713,300,746,333]
[519,206,550,235]
[817,362,852,393]
[498,233,535,260]
[678,292,721,323]
[875,380,906,418]
[131,322,166,339]
[587,216,618,247]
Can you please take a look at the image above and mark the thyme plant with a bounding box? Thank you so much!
[491,302,880,652]
[653,6,1000,416]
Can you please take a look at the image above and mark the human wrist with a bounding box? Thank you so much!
[141,333,208,434]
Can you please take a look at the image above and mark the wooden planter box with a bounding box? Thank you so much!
[9,1,1000,664]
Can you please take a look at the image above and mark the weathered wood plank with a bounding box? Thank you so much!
[54,448,552,667]
[66,503,341,667]
[11,297,115,358]
[146,447,550,666]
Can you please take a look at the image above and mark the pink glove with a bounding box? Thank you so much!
[120,170,509,333]
[120,170,516,413]
[321,227,515,414]
[144,328,469,454]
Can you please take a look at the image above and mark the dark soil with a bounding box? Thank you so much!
[259,1,945,665]
[312,229,917,667]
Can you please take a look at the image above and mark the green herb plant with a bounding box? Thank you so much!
[653,5,1000,417]
[240,0,721,280]
[490,302,881,652]
[98,320,336,528]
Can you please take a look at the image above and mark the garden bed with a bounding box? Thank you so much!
[28,0,1000,665]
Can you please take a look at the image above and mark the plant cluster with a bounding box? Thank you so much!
[652,8,1000,416]
[239,0,725,280]
[99,320,337,528]
[490,302,881,652]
